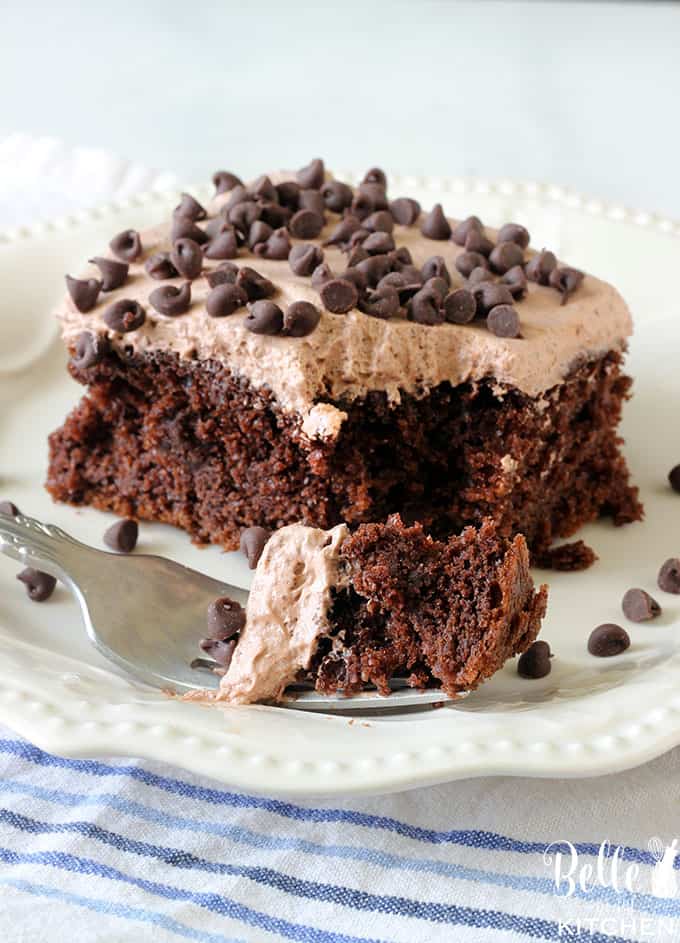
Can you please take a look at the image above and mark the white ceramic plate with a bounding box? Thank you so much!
[1,175,679,797]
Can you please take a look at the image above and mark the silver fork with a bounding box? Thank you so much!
[0,510,455,711]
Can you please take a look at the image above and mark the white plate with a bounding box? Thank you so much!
[0,175,679,797]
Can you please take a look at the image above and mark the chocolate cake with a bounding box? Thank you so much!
[192,516,548,704]
[47,160,642,564]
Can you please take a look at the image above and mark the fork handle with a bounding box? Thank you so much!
[0,510,90,585]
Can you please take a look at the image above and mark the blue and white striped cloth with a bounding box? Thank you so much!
[2,728,680,942]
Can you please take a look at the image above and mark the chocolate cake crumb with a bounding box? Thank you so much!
[533,540,598,571]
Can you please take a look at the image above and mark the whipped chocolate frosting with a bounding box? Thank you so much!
[57,171,633,441]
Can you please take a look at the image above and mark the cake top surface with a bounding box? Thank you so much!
[57,160,632,438]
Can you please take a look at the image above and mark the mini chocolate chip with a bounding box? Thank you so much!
[248,174,278,203]
[109,229,142,262]
[206,283,247,318]
[149,282,192,317]
[346,245,369,267]
[103,299,146,333]
[245,300,284,335]
[472,281,514,316]
[199,637,237,669]
[526,250,557,285]
[236,267,275,301]
[320,278,358,314]
[17,567,56,602]
[339,267,367,292]
[71,331,108,369]
[423,276,449,300]
[377,271,422,301]
[669,465,680,493]
[468,266,495,285]
[311,262,334,290]
[296,158,325,190]
[103,519,138,553]
[204,228,239,260]
[451,216,483,246]
[362,231,395,255]
[497,222,530,249]
[206,262,239,288]
[204,216,233,242]
[276,180,301,210]
[389,197,421,226]
[362,167,387,188]
[502,265,528,299]
[171,216,208,245]
[289,209,324,239]
[389,246,414,269]
[298,189,326,218]
[489,241,525,275]
[359,285,400,319]
[347,227,370,250]
[240,525,270,568]
[549,266,584,304]
[284,301,321,336]
[409,286,444,325]
[228,200,262,235]
[320,180,353,213]
[455,251,489,278]
[0,501,19,516]
[358,182,389,211]
[517,640,552,678]
[487,304,520,338]
[89,257,128,291]
[324,215,361,247]
[206,595,246,639]
[588,623,630,657]
[259,201,292,228]
[421,256,451,286]
[444,288,477,324]
[174,192,207,221]
[355,254,391,287]
[397,264,424,287]
[145,252,178,280]
[351,191,374,220]
[622,588,661,622]
[658,558,680,594]
[171,239,203,280]
[254,227,292,261]
[65,275,102,313]
[248,220,273,250]
[221,185,249,213]
[464,229,494,257]
[212,170,243,194]
[420,203,451,240]
[289,243,324,276]
[363,210,394,234]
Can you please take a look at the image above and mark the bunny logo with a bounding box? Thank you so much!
[649,837,678,898]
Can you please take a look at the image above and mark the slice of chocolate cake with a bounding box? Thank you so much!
[201,516,547,704]
[47,160,642,564]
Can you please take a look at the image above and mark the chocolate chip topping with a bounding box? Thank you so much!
[89,257,128,292]
[276,181,301,210]
[240,525,270,569]
[362,167,387,188]
[236,267,275,301]
[0,501,19,516]
[320,180,353,213]
[311,262,334,290]
[468,267,495,285]
[423,276,449,300]
[149,282,192,317]
[298,189,326,218]
[71,331,108,370]
[420,203,452,240]
[296,158,325,190]
[409,285,445,326]
[421,256,451,286]
[658,558,680,594]
[346,246,369,267]
[363,210,394,234]
[526,250,557,285]
[228,200,261,235]
[171,216,209,245]
[472,282,514,316]
[487,304,520,338]
[389,197,421,226]
[206,262,239,288]
[340,267,367,293]
[588,623,630,657]
[206,595,246,639]
[359,285,400,320]
[354,254,391,287]
[212,170,243,194]
[451,216,483,247]
[245,300,284,335]
[455,251,489,278]
[347,228,370,250]
[517,640,552,678]
[489,241,525,275]
[206,283,247,318]
[204,229,239,260]
[198,638,237,670]
[247,220,273,250]
[260,202,292,228]
[497,223,530,249]
[549,266,584,304]
[289,209,324,239]
[222,185,249,213]
[622,588,661,622]
[103,299,146,333]
[284,301,321,337]
[320,278,358,314]
[103,518,139,553]
[444,288,477,324]
[254,227,292,261]
[358,181,389,211]
[65,275,102,313]
[351,191,374,221]
[248,174,278,203]
[109,229,142,262]
[144,252,178,280]
[170,238,203,280]
[464,229,494,257]
[362,231,395,255]
[289,243,324,277]
[174,192,207,221]
[324,215,361,248]
[502,265,528,299]
[669,465,680,493]
[377,271,422,302]
[17,568,56,602]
